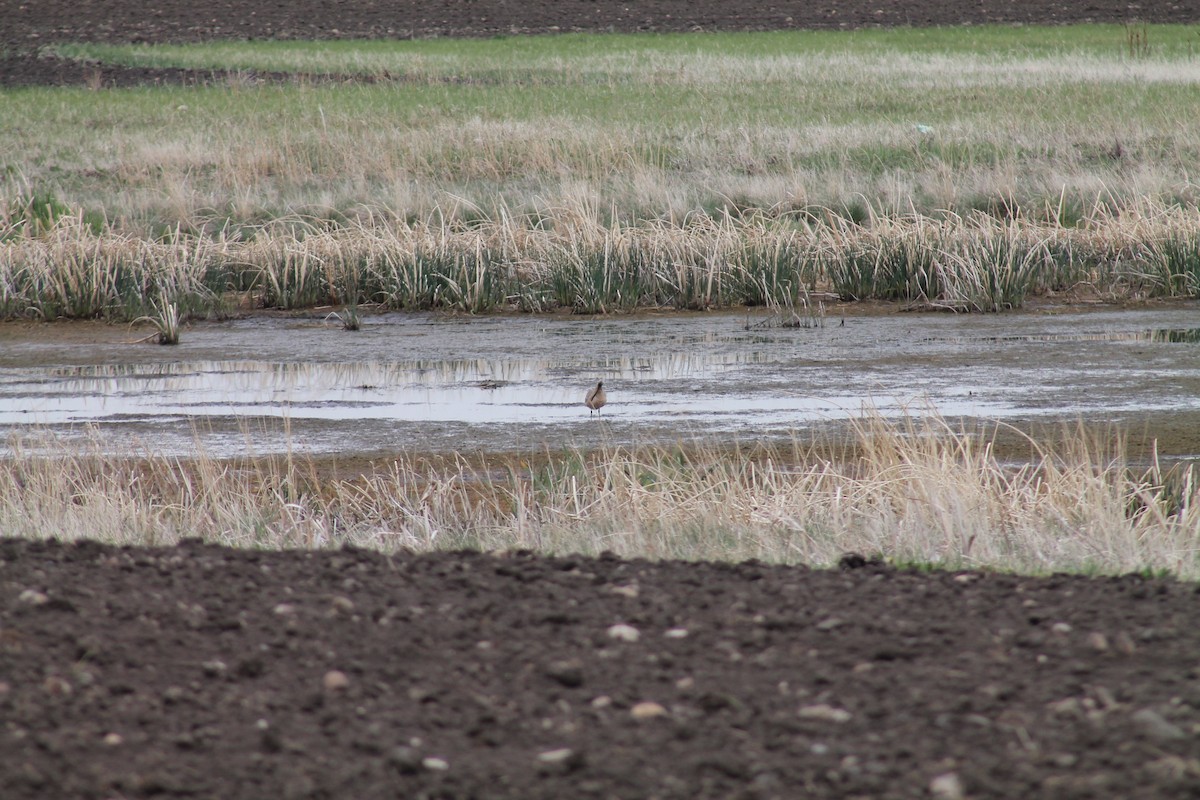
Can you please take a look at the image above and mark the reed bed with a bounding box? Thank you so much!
[2,413,1196,577]
[3,200,1200,319]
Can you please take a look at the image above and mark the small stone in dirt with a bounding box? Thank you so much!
[330,596,355,613]
[611,584,639,598]
[386,746,421,774]
[1046,697,1083,717]
[18,589,49,606]
[42,675,72,696]
[273,603,297,616]
[664,627,689,639]
[1113,631,1137,655]
[202,660,227,678]
[631,701,668,720]
[1051,622,1072,634]
[930,771,966,799]
[1145,755,1200,781]
[544,658,585,688]
[536,747,575,764]
[591,695,612,708]
[1087,632,1109,651]
[1131,708,1186,741]
[607,623,640,642]
[422,757,450,771]
[103,732,123,746]
[323,670,350,692]
[798,704,852,723]
[816,617,843,631]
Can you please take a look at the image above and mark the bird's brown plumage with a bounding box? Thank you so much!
[585,381,607,415]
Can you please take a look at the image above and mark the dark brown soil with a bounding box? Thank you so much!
[3,0,1197,87]
[4,538,1200,800]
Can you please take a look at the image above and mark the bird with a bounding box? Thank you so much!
[584,381,607,416]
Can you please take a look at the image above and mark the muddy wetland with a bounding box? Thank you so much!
[10,11,1200,800]
[6,18,1200,572]
[2,304,1199,463]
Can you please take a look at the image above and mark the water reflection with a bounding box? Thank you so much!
[1155,328,1200,344]
[1,307,1198,456]
[0,349,778,428]
[980,328,1200,344]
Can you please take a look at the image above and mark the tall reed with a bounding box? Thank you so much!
[4,200,1200,319]
[2,413,1196,577]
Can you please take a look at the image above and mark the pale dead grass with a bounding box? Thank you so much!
[4,198,1200,317]
[2,412,1196,577]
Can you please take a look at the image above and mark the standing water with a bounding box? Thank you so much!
[1,306,1199,457]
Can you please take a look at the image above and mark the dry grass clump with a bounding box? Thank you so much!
[0,215,223,320]
[3,199,1200,319]
[2,413,1196,578]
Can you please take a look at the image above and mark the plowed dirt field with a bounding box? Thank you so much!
[4,539,1200,799]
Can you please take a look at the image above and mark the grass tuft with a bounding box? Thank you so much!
[6,201,1200,319]
[2,411,1197,578]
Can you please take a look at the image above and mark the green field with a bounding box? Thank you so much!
[3,24,1200,319]
[9,25,1200,229]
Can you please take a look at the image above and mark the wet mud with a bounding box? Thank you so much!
[3,304,1199,464]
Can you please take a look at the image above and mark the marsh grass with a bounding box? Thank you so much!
[1151,232,1200,296]
[5,200,1200,319]
[132,294,182,344]
[0,215,227,319]
[331,302,362,331]
[3,412,1196,577]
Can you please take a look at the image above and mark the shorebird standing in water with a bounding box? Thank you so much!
[585,381,607,416]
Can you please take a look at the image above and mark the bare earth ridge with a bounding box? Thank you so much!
[1,0,1196,86]
[4,2,1200,798]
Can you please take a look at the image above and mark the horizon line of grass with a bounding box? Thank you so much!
[44,24,1200,77]
[3,199,1200,320]
[2,410,1196,579]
